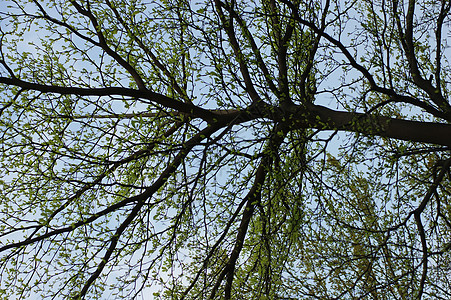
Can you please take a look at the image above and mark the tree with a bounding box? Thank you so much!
[0,0,450,298]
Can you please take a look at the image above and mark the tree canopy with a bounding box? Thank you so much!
[0,0,450,299]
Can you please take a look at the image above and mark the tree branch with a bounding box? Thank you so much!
[282,0,451,121]
[286,103,451,147]
[68,0,147,90]
[209,123,287,299]
[0,77,220,122]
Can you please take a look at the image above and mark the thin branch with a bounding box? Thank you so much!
[282,0,451,121]
[434,0,451,92]
[213,0,262,103]
[209,123,287,299]
[69,0,147,90]
[104,0,189,101]
[227,3,280,97]
[72,116,235,298]
[393,0,450,112]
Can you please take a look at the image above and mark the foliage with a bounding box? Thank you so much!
[0,0,450,299]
